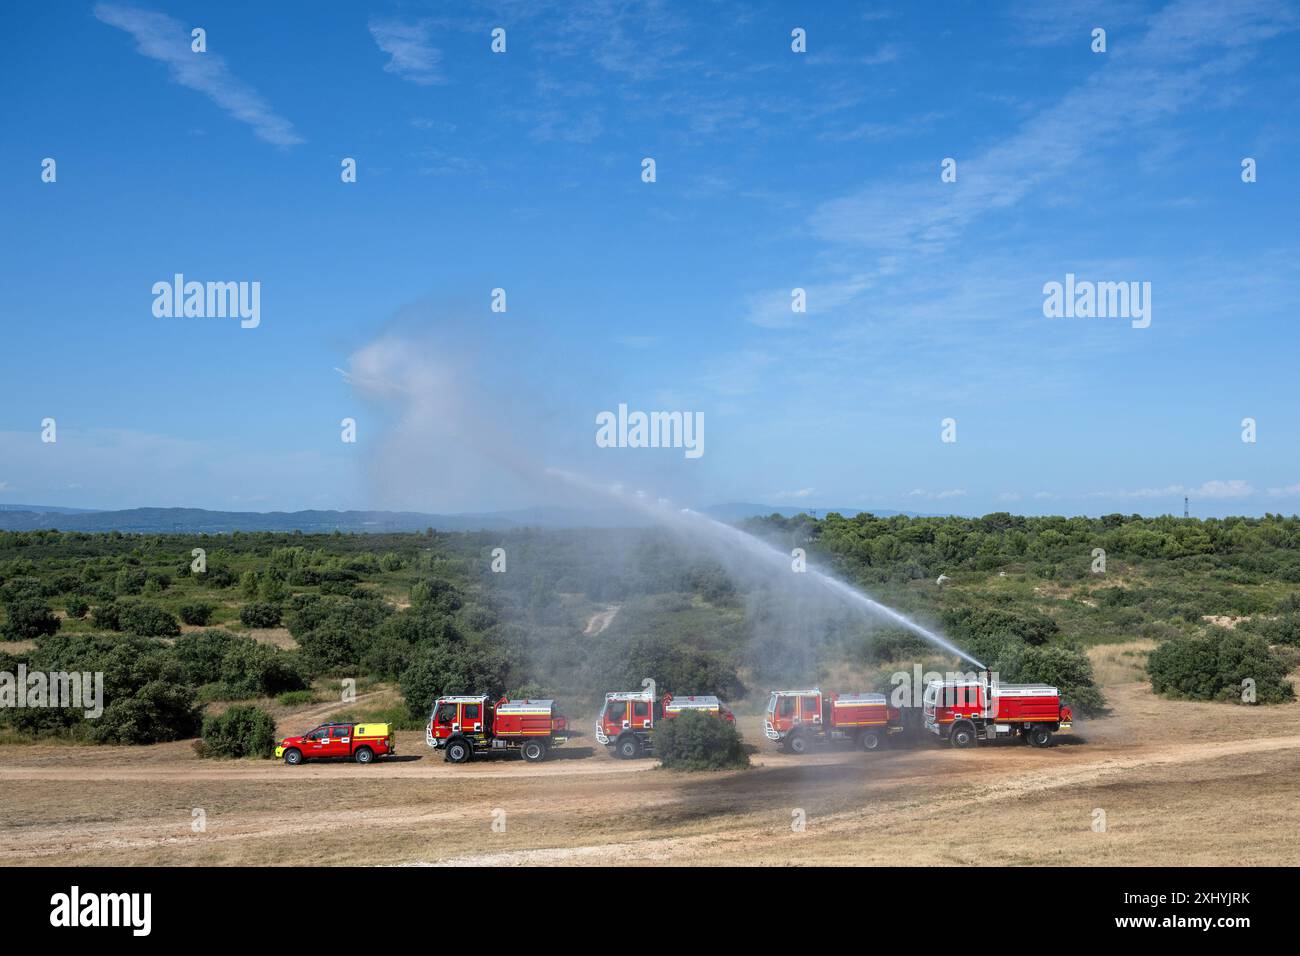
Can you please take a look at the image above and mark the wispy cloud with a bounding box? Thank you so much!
[768,487,816,501]
[369,17,443,85]
[93,3,302,146]
[907,488,968,500]
[1089,479,1256,500]
[809,0,1296,257]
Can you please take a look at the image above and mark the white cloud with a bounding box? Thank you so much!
[768,488,816,500]
[808,0,1296,257]
[907,488,967,500]
[94,4,302,146]
[1090,479,1256,500]
[369,17,443,85]
[1267,483,1300,496]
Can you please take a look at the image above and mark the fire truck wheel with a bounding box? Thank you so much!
[858,730,882,751]
[446,738,473,763]
[616,735,640,760]
[787,733,809,756]
[522,740,547,762]
[949,722,977,748]
[283,748,303,766]
[354,746,374,764]
[1027,727,1053,748]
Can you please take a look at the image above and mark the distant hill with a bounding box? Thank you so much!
[0,502,935,534]
[0,503,101,514]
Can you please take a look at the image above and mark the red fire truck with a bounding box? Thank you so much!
[923,678,1072,747]
[594,691,735,759]
[426,695,570,763]
[764,688,902,753]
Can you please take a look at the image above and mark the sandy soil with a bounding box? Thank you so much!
[1,645,1298,866]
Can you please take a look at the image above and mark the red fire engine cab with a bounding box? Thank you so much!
[764,687,901,753]
[594,690,735,759]
[426,695,569,763]
[923,678,1072,747]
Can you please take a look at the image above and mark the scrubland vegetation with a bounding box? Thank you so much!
[1,511,1296,745]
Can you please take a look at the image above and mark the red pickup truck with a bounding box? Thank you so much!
[277,722,394,765]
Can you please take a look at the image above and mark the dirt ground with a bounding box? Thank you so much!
[2,644,1298,866]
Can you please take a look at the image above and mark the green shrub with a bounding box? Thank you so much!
[178,602,214,626]
[240,602,282,628]
[119,602,181,637]
[1148,630,1296,704]
[173,629,304,697]
[1,597,60,641]
[276,689,318,706]
[114,567,148,596]
[399,642,512,718]
[66,596,90,619]
[198,705,278,758]
[91,602,122,631]
[969,637,1107,716]
[652,710,750,771]
[92,680,200,744]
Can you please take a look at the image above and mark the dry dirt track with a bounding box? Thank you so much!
[2,672,1299,866]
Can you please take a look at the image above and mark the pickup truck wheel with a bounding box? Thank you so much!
[858,730,882,752]
[353,746,374,764]
[616,735,640,760]
[446,739,472,764]
[949,722,977,748]
[1027,727,1053,748]
[522,740,547,762]
[787,733,809,755]
[283,748,303,766]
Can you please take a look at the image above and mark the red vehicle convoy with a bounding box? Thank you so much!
[923,678,1072,747]
[277,722,394,765]
[426,695,570,763]
[764,688,902,753]
[594,691,735,759]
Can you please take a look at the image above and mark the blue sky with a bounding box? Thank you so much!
[1,0,1297,518]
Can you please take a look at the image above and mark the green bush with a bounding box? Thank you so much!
[114,567,148,596]
[276,689,318,706]
[66,596,91,619]
[1,596,60,641]
[969,637,1107,716]
[399,641,512,718]
[91,602,122,631]
[1147,630,1296,704]
[172,630,304,697]
[652,710,750,771]
[198,704,278,758]
[178,602,214,626]
[119,602,181,637]
[240,602,282,628]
